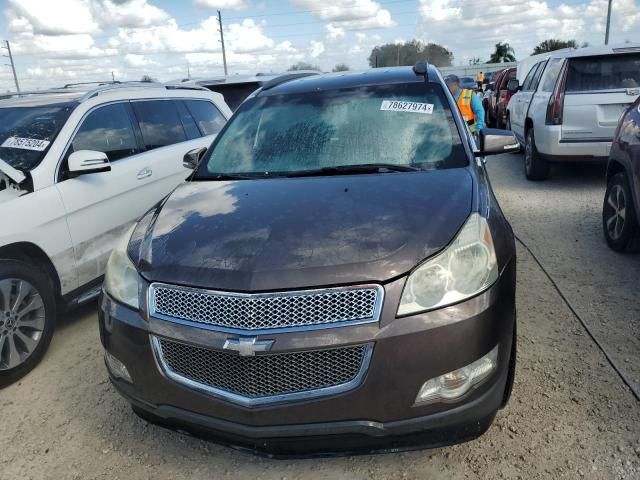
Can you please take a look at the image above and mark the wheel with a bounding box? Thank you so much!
[524,128,550,181]
[0,260,56,388]
[603,172,639,252]
[501,318,517,409]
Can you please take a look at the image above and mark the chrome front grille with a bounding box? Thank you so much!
[149,283,383,332]
[153,337,372,406]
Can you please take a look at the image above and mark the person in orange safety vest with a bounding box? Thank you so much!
[445,74,485,134]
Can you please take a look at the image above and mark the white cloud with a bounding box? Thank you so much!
[193,0,248,9]
[309,40,325,58]
[292,0,394,29]
[226,19,274,53]
[12,32,117,59]
[96,0,170,28]
[417,0,640,64]
[124,53,155,67]
[7,0,171,35]
[8,0,99,35]
[325,24,345,40]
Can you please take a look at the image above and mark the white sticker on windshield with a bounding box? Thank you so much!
[1,136,50,151]
[380,100,434,114]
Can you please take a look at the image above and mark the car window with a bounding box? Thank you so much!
[0,104,74,172]
[132,100,187,150]
[566,54,640,91]
[540,58,564,92]
[522,62,543,91]
[196,83,467,178]
[175,101,201,140]
[531,61,547,91]
[71,103,137,162]
[184,100,226,136]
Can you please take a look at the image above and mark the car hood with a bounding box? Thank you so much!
[134,169,473,291]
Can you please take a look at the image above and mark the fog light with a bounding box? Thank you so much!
[414,345,498,405]
[105,351,132,383]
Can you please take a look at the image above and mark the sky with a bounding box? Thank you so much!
[0,0,638,92]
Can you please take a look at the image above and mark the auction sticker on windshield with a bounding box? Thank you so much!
[380,100,434,114]
[1,137,50,151]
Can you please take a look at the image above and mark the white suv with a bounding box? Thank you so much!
[0,82,231,385]
[507,44,640,180]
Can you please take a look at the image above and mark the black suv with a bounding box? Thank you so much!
[99,63,520,456]
[603,95,640,252]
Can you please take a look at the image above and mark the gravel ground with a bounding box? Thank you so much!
[1,154,639,479]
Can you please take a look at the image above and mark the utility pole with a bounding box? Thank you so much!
[396,45,400,66]
[187,62,191,79]
[111,70,115,82]
[217,10,228,76]
[2,40,20,93]
[604,0,612,45]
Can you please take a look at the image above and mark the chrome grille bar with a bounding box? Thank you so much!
[149,283,383,333]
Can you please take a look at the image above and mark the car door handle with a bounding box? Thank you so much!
[137,167,153,180]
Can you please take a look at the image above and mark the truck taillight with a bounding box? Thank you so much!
[546,61,568,125]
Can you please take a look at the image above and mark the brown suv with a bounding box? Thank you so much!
[603,95,640,251]
[99,64,520,456]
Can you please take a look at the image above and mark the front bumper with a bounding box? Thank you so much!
[99,260,516,455]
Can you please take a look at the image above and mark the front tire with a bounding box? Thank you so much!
[603,172,639,252]
[0,260,56,388]
[524,128,550,181]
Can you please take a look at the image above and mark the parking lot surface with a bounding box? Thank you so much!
[1,154,639,480]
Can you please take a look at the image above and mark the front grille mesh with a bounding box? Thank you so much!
[156,338,369,399]
[151,285,380,331]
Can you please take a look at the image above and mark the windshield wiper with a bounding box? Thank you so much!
[196,173,258,181]
[286,163,421,178]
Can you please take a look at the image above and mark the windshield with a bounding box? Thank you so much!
[195,83,466,178]
[0,104,75,172]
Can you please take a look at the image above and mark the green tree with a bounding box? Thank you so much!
[140,74,155,82]
[332,63,350,72]
[287,62,321,71]
[469,57,482,65]
[531,39,577,55]
[368,40,453,68]
[488,42,516,63]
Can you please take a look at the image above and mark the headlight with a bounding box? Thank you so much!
[398,213,498,315]
[104,225,140,309]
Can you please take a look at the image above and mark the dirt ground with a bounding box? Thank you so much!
[1,154,639,479]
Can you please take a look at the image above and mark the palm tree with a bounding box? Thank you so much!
[488,42,516,63]
[532,39,577,55]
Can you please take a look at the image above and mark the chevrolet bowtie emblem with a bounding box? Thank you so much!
[223,337,274,356]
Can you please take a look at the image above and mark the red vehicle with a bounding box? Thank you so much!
[485,67,516,129]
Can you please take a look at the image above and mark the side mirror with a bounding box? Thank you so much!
[506,78,520,93]
[183,147,207,170]
[68,150,110,177]
[476,128,520,156]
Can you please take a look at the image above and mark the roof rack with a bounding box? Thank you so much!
[63,81,121,88]
[78,82,208,102]
[413,60,431,82]
[4,81,211,103]
[260,71,319,91]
